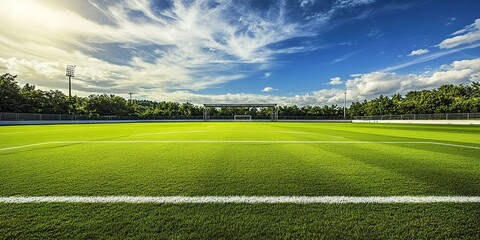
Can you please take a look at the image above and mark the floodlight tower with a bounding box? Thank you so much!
[66,65,76,99]
[128,93,135,101]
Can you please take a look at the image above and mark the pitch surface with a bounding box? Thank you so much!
[0,122,479,238]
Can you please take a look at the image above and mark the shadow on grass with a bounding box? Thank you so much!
[318,142,480,196]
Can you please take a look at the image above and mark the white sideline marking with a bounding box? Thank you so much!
[133,130,209,136]
[0,196,479,204]
[272,131,313,134]
[1,141,479,151]
[134,130,342,138]
[0,142,55,151]
[272,131,344,138]
[429,142,480,150]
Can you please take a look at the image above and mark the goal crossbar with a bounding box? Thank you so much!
[234,115,252,121]
[202,103,278,121]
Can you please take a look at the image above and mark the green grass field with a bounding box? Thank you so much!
[1,122,479,238]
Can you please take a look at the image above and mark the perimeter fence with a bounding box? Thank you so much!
[353,113,480,120]
[2,112,479,122]
[0,112,203,121]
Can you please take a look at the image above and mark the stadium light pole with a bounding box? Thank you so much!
[128,93,135,101]
[66,65,76,113]
[66,65,76,98]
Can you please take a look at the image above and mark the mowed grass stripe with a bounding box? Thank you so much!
[326,143,480,196]
[1,140,480,152]
[281,142,437,195]
[1,123,480,238]
[1,142,478,196]
[2,203,479,239]
[1,196,480,204]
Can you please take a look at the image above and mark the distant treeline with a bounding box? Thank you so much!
[1,73,479,117]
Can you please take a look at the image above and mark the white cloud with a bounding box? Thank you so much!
[262,86,278,92]
[450,58,480,71]
[150,88,347,106]
[131,58,480,106]
[347,58,480,100]
[367,29,384,38]
[0,0,320,96]
[0,0,383,101]
[334,0,376,9]
[382,42,480,71]
[300,0,315,8]
[304,0,376,21]
[438,18,480,49]
[446,17,456,26]
[331,50,360,64]
[329,77,343,85]
[6,58,479,107]
[263,72,272,78]
[2,0,475,108]
[408,49,430,56]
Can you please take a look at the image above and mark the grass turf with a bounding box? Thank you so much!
[0,122,479,238]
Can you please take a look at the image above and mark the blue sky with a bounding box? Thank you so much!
[0,0,479,105]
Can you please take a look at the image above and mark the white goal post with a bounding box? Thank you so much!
[234,115,252,121]
[203,104,278,121]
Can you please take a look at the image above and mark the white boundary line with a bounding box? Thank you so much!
[133,130,209,136]
[1,141,479,151]
[1,196,479,204]
[272,131,344,138]
[429,142,480,150]
[0,142,56,151]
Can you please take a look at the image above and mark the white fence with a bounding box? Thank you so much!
[2,112,480,122]
[354,113,480,121]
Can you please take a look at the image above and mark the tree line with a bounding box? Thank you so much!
[1,73,479,117]
[349,83,480,116]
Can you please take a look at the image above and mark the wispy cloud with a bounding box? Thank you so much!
[5,0,466,107]
[304,0,377,21]
[408,48,430,56]
[381,42,480,71]
[300,0,315,8]
[367,29,384,38]
[445,17,456,26]
[0,0,378,99]
[438,18,480,49]
[150,57,480,106]
[331,50,361,64]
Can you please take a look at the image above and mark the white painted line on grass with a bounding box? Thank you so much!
[272,131,313,135]
[133,130,209,136]
[429,142,480,150]
[1,141,479,151]
[0,142,56,151]
[0,196,479,204]
[272,131,344,138]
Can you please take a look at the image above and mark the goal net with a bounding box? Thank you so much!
[234,115,252,121]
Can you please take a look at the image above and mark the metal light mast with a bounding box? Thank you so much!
[66,65,76,99]
[128,93,135,101]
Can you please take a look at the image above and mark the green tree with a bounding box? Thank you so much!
[0,73,23,112]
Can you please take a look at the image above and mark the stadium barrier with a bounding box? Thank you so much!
[0,112,346,122]
[0,112,204,121]
[353,113,480,121]
[2,112,479,123]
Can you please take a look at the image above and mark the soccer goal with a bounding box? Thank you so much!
[234,115,252,122]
